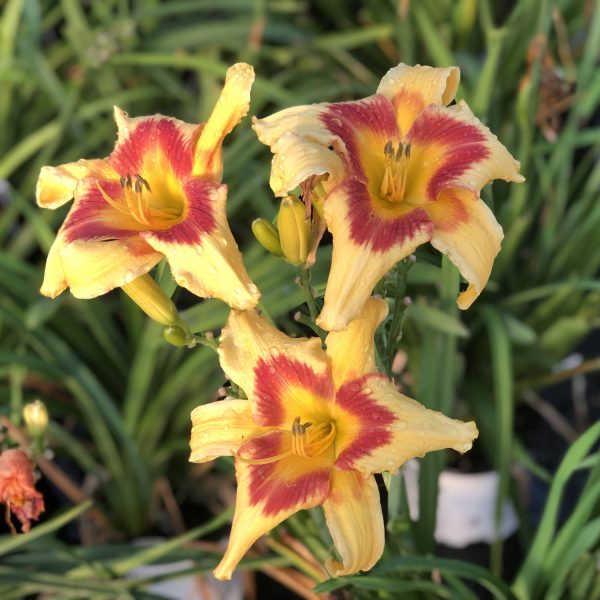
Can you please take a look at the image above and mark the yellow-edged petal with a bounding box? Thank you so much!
[214,431,332,580]
[406,101,524,202]
[55,237,161,299]
[376,63,460,137]
[325,297,388,388]
[36,159,116,209]
[317,181,432,332]
[140,182,260,309]
[218,309,332,427]
[190,399,267,463]
[334,375,478,475]
[425,188,504,310]
[193,63,255,180]
[323,470,384,576]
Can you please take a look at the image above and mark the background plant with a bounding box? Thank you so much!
[0,0,599,598]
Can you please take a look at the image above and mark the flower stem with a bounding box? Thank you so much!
[298,268,326,341]
[385,257,414,374]
[265,537,326,583]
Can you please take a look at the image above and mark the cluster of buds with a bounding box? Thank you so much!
[252,195,312,267]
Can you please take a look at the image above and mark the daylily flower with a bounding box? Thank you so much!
[0,449,44,533]
[253,63,524,330]
[190,298,478,579]
[37,63,260,310]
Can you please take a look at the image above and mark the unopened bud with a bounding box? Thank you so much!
[277,196,311,266]
[163,324,194,347]
[23,400,49,438]
[122,273,180,326]
[252,218,282,256]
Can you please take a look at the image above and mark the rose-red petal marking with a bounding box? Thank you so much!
[240,431,331,516]
[62,181,140,242]
[335,374,396,470]
[253,355,334,427]
[320,95,398,178]
[109,117,196,179]
[341,178,433,252]
[142,178,218,246]
[408,110,490,199]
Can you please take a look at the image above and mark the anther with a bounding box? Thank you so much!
[135,174,151,192]
[405,143,411,158]
[134,180,142,193]
[395,143,404,161]
[384,140,394,157]
[120,175,127,188]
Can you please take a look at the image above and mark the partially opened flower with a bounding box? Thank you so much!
[0,449,44,533]
[37,63,260,310]
[253,63,524,330]
[190,298,478,579]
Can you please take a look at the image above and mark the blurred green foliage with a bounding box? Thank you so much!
[1,0,599,598]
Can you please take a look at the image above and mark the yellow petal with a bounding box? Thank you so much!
[425,187,503,309]
[190,398,266,463]
[113,106,200,148]
[334,375,478,475]
[56,237,161,299]
[376,63,460,137]
[218,309,331,427]
[252,104,346,196]
[140,182,260,309]
[193,63,255,180]
[325,298,388,388]
[214,432,332,580]
[317,180,433,331]
[36,159,115,209]
[40,229,68,298]
[323,471,384,576]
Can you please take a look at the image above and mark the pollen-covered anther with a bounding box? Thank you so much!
[380,140,411,202]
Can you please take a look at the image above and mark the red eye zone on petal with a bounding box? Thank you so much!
[334,374,396,470]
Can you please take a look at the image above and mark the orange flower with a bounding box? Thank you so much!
[0,449,44,533]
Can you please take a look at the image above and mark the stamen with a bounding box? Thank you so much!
[380,139,411,202]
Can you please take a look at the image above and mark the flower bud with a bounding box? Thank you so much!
[23,400,49,438]
[277,196,311,266]
[122,273,180,326]
[163,324,194,347]
[252,218,283,257]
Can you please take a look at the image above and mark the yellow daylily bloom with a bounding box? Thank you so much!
[190,299,478,580]
[37,63,260,310]
[253,63,524,330]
